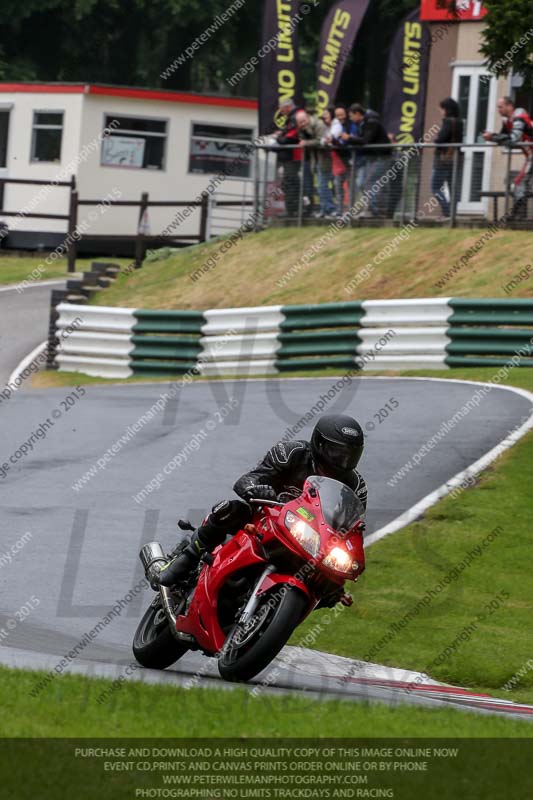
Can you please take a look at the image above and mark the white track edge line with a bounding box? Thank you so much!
[6,340,48,392]
[365,377,533,546]
[0,279,65,293]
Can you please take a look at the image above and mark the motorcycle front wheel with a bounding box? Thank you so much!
[133,596,189,669]
[218,586,308,683]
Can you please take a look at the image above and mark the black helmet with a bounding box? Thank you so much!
[311,414,364,474]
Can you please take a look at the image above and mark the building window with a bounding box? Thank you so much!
[0,111,9,168]
[101,115,167,170]
[189,123,254,178]
[31,111,64,162]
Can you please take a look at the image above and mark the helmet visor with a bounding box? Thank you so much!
[316,439,362,471]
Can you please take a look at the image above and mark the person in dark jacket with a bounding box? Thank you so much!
[157,415,368,590]
[431,97,464,218]
[338,109,365,203]
[342,104,396,217]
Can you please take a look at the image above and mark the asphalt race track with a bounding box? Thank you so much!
[1,362,533,720]
[0,281,65,388]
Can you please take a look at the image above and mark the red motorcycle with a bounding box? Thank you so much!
[133,475,365,683]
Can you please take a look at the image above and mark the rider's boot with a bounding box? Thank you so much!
[157,530,209,587]
[156,500,251,588]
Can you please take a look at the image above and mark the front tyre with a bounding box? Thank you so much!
[133,596,189,669]
[218,586,308,683]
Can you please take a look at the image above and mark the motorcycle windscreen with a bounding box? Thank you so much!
[307,475,364,535]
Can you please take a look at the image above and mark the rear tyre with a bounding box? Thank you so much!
[218,586,307,683]
[133,597,189,669]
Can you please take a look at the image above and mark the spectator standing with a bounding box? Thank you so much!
[275,98,303,218]
[343,104,395,217]
[298,109,319,217]
[483,96,533,219]
[330,106,350,214]
[338,106,365,205]
[431,97,464,219]
[311,108,338,217]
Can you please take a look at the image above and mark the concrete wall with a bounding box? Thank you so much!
[455,20,484,60]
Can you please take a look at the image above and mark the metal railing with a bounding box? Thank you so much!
[251,141,533,230]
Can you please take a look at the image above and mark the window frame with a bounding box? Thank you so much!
[100,112,169,172]
[30,109,64,164]
[0,105,12,172]
[188,120,255,180]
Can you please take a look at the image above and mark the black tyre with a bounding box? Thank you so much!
[218,586,308,683]
[132,597,189,669]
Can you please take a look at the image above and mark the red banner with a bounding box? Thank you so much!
[420,0,487,22]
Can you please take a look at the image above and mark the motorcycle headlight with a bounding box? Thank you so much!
[323,546,356,574]
[284,511,320,558]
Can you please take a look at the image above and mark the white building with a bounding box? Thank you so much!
[0,82,258,252]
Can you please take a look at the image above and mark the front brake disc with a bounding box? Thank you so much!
[233,601,271,648]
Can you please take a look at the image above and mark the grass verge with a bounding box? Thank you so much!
[1,665,531,738]
[91,227,533,310]
[0,254,129,286]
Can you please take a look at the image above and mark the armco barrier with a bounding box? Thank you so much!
[52,298,533,379]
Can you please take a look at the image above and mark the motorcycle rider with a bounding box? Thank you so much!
[157,414,367,588]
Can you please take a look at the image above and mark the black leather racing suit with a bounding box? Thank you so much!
[194,439,368,551]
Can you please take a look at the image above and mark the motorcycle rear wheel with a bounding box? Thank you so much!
[133,596,189,669]
[218,586,307,683]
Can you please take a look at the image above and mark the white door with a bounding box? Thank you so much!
[452,67,497,215]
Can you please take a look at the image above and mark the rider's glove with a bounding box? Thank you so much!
[354,520,366,536]
[242,484,277,502]
[277,491,297,504]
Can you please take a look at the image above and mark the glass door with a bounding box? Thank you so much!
[452,67,497,215]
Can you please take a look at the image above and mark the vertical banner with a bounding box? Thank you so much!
[259,0,303,135]
[381,8,431,143]
[316,0,371,116]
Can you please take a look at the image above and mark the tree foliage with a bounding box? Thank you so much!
[479,0,533,84]
[0,0,417,105]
